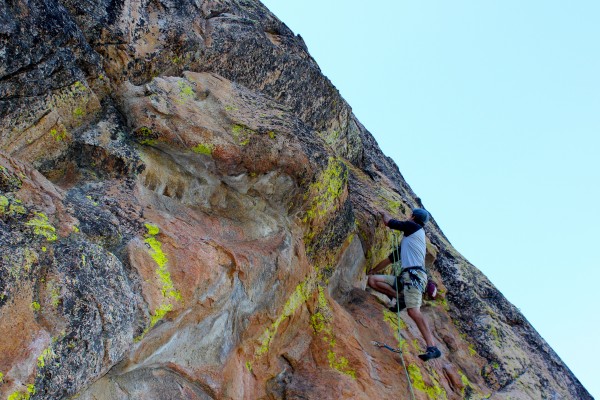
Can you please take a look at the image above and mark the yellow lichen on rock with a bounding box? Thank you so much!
[177,80,195,103]
[49,128,67,142]
[302,157,348,253]
[255,278,314,356]
[309,286,356,379]
[382,309,407,350]
[0,195,8,214]
[138,223,182,338]
[304,157,347,222]
[458,370,472,396]
[408,364,448,400]
[49,80,99,129]
[191,143,214,156]
[25,212,57,242]
[327,349,356,379]
[376,186,407,215]
[37,347,56,368]
[48,280,61,308]
[7,384,36,400]
[318,129,339,147]
[231,124,254,146]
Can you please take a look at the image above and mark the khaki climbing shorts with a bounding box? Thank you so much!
[377,269,427,309]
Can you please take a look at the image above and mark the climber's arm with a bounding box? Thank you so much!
[367,257,392,275]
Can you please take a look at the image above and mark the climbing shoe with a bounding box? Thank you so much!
[418,346,441,361]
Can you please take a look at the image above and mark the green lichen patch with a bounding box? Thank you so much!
[252,266,356,379]
[408,364,448,400]
[327,350,356,379]
[382,309,407,350]
[25,212,57,242]
[144,225,181,300]
[0,250,32,281]
[489,325,501,345]
[48,280,61,308]
[383,309,407,329]
[137,126,153,137]
[458,370,472,395]
[303,157,347,223]
[7,384,36,400]
[37,347,56,368]
[310,286,333,337]
[11,204,26,215]
[73,107,84,118]
[468,344,477,356]
[137,223,182,339]
[48,81,95,129]
[255,279,313,356]
[50,128,67,142]
[177,80,195,102]
[376,186,407,215]
[309,286,356,379]
[318,129,340,146]
[0,166,23,192]
[231,124,254,146]
[0,195,8,214]
[144,236,167,271]
[149,303,173,328]
[191,143,214,156]
[73,81,87,92]
[435,295,449,310]
[145,223,160,236]
[85,196,98,206]
[302,158,348,247]
[310,311,327,334]
[134,126,158,145]
[0,195,26,218]
[31,301,41,311]
[412,338,424,353]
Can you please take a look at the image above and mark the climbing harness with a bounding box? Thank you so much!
[372,232,416,400]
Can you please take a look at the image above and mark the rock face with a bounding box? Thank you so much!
[0,1,592,399]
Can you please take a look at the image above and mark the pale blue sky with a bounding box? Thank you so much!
[261,0,599,397]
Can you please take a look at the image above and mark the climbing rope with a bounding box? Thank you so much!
[372,232,415,400]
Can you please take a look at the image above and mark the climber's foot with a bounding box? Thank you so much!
[418,346,442,361]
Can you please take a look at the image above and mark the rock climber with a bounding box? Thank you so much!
[367,208,442,361]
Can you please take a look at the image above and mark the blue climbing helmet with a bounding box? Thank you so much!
[412,208,430,225]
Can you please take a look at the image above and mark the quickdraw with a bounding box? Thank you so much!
[372,341,402,354]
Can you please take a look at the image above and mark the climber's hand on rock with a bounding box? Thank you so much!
[379,210,391,226]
